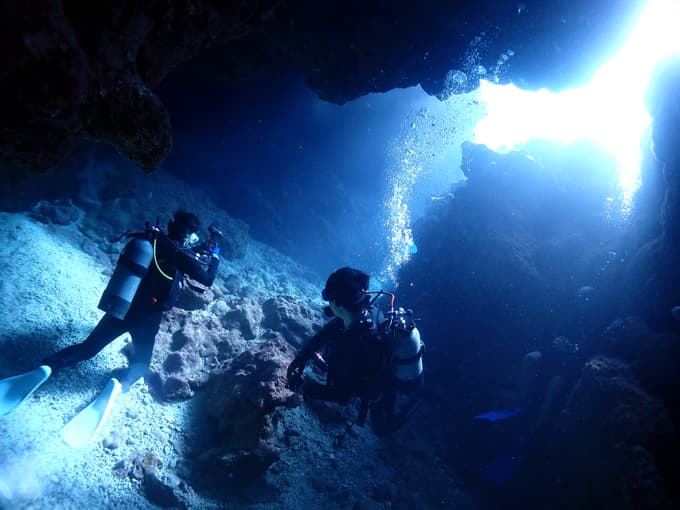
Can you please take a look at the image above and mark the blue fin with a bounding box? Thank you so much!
[0,366,51,416]
[475,407,522,421]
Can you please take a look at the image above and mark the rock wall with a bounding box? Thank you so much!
[395,125,680,506]
[1,0,644,172]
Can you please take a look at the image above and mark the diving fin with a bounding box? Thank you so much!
[0,365,52,416]
[60,378,122,448]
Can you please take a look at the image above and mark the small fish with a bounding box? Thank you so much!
[475,407,522,421]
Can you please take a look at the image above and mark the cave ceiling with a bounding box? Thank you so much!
[0,0,645,173]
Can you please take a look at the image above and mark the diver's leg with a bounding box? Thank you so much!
[371,377,424,437]
[119,312,162,390]
[43,314,127,371]
[370,388,397,437]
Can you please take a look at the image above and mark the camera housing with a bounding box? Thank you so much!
[192,224,223,264]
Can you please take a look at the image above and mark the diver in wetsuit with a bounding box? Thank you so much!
[287,267,424,437]
[0,210,220,421]
[43,209,220,388]
[1,210,222,446]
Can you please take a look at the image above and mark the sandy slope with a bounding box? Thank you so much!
[0,212,399,510]
[0,211,467,510]
[0,212,166,509]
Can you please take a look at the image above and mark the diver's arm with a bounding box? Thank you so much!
[172,249,220,286]
[288,317,340,391]
[298,318,341,360]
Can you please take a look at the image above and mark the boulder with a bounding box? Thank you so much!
[148,308,249,401]
[190,338,299,485]
[261,295,321,349]
[511,356,679,509]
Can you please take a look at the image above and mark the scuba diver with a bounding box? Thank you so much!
[0,210,221,447]
[287,267,425,438]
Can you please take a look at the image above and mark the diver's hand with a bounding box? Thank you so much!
[287,356,307,391]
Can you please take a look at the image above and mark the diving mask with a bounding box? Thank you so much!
[185,232,200,248]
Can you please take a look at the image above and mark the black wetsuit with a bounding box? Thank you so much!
[297,306,424,436]
[43,234,219,384]
[300,308,385,404]
[369,368,424,437]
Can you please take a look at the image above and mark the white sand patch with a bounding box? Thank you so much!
[0,212,159,509]
[0,212,106,362]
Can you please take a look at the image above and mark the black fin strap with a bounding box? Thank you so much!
[334,398,370,447]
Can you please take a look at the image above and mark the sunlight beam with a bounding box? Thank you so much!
[473,0,680,197]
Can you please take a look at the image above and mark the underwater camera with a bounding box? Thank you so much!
[192,224,223,264]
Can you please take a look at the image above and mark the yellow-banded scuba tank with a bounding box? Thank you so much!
[98,237,154,320]
[384,307,424,382]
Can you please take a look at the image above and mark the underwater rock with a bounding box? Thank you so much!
[673,306,680,321]
[149,308,246,401]
[220,298,263,340]
[512,356,678,509]
[1,0,644,172]
[623,56,680,331]
[647,56,680,167]
[202,443,280,481]
[143,472,186,510]
[0,1,273,171]
[602,316,680,408]
[222,273,241,295]
[399,141,622,369]
[602,316,654,359]
[191,338,298,485]
[397,140,628,499]
[261,295,321,349]
[534,375,566,431]
[102,430,124,450]
[552,335,580,354]
[119,451,162,480]
[29,199,81,225]
[113,451,187,508]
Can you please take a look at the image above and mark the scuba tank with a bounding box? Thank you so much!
[385,307,424,381]
[98,236,154,320]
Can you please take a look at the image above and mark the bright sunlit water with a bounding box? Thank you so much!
[473,0,680,197]
[383,0,680,282]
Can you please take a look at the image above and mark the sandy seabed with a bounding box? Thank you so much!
[0,212,407,510]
